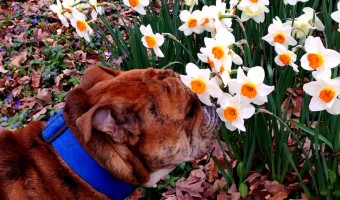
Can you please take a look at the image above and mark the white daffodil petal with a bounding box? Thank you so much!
[303,81,323,96]
[217,93,233,108]
[155,34,165,46]
[227,79,240,95]
[153,46,164,58]
[225,121,237,131]
[327,98,340,115]
[248,66,265,84]
[207,82,223,98]
[185,63,201,77]
[179,75,192,88]
[232,117,245,132]
[257,84,274,96]
[197,93,212,106]
[309,96,327,111]
[239,104,255,119]
[323,49,340,68]
[252,95,267,105]
[216,107,226,121]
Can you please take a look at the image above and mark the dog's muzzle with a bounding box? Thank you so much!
[201,103,221,134]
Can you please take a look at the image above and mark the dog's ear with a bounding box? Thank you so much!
[76,105,140,144]
[81,66,121,90]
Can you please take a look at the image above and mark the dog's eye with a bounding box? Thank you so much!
[187,103,196,119]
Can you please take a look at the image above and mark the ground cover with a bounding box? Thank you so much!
[1,0,340,199]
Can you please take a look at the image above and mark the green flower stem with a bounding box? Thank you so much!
[229,69,237,75]
[162,33,196,64]
[220,14,252,67]
[256,108,316,197]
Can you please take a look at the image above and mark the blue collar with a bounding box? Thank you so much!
[42,111,135,200]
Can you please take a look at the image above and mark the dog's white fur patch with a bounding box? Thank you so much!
[143,168,175,188]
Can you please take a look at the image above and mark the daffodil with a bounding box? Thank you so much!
[199,5,215,33]
[289,7,325,39]
[198,28,242,78]
[89,0,104,20]
[140,24,165,57]
[274,44,298,72]
[184,0,198,12]
[61,0,80,18]
[303,73,340,115]
[180,63,223,106]
[300,36,340,79]
[283,0,308,5]
[215,28,243,66]
[178,10,205,36]
[228,67,274,105]
[210,0,233,32]
[50,0,69,27]
[262,17,297,48]
[331,1,340,32]
[237,0,269,23]
[184,0,198,7]
[70,8,93,42]
[216,93,255,131]
[123,0,149,15]
[199,37,232,76]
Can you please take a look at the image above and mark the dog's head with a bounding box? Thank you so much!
[64,66,220,187]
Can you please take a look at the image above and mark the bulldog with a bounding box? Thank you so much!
[0,66,220,200]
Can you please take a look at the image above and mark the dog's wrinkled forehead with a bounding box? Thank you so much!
[84,67,195,109]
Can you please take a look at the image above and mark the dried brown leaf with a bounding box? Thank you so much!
[245,172,261,183]
[53,102,65,109]
[19,97,41,109]
[10,51,27,66]
[0,65,7,73]
[18,76,31,85]
[32,107,47,120]
[12,86,23,97]
[31,69,41,88]
[216,190,228,200]
[37,88,51,103]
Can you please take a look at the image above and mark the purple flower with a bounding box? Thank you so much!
[1,117,8,122]
[96,29,102,35]
[45,19,49,23]
[34,39,38,44]
[76,41,80,47]
[14,100,21,109]
[0,49,6,53]
[13,122,20,128]
[6,94,12,104]
[6,76,12,81]
[13,5,18,11]
[33,18,38,24]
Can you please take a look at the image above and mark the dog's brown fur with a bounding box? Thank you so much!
[0,66,219,199]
